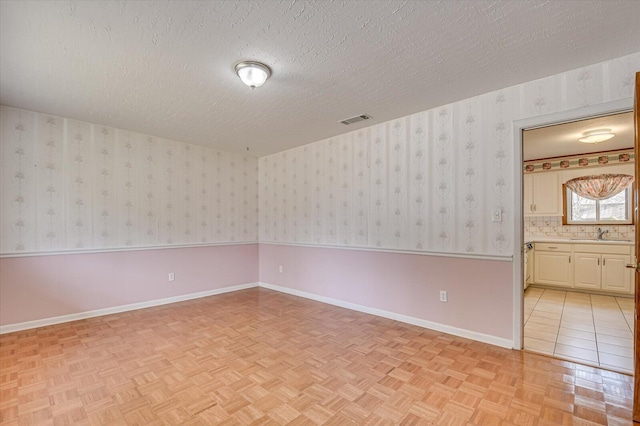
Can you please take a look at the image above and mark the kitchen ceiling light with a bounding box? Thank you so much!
[235,61,271,89]
[578,128,615,143]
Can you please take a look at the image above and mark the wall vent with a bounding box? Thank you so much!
[339,114,371,125]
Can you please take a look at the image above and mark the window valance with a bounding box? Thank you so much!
[565,174,634,201]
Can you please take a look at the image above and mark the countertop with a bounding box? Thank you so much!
[525,237,634,246]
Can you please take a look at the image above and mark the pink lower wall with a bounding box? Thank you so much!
[1,242,513,341]
[0,244,259,326]
[259,244,513,340]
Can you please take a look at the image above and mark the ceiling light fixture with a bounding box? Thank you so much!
[235,61,271,89]
[578,128,615,144]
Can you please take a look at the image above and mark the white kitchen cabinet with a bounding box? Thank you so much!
[534,243,572,287]
[573,253,601,290]
[523,172,562,216]
[601,254,633,293]
[573,244,633,294]
[532,242,634,295]
[526,247,534,286]
[523,174,534,215]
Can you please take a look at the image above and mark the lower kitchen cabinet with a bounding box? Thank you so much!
[573,253,601,290]
[526,247,534,286]
[534,243,572,288]
[601,254,632,293]
[533,242,634,295]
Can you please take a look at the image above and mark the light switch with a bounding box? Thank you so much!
[492,209,502,222]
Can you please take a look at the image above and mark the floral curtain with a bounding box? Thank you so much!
[565,174,634,201]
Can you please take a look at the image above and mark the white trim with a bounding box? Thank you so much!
[0,241,259,259]
[259,282,514,349]
[259,242,512,262]
[517,99,633,131]
[512,98,634,350]
[513,120,525,350]
[2,237,512,262]
[1,279,514,349]
[0,282,259,334]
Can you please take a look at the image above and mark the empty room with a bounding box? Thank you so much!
[1,1,640,424]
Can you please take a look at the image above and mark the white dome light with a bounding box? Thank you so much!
[578,128,615,144]
[235,61,271,89]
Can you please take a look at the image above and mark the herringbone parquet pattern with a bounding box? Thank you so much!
[0,288,633,425]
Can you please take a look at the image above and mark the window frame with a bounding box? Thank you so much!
[563,183,634,225]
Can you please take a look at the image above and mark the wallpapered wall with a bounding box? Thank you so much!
[2,53,638,258]
[0,106,258,254]
[259,53,640,257]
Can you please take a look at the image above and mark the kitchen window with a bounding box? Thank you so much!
[566,186,632,224]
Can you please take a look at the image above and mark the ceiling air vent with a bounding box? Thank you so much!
[339,114,371,125]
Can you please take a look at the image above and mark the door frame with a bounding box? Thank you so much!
[633,71,639,423]
[512,98,633,349]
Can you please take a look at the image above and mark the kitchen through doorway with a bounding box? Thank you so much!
[522,111,636,374]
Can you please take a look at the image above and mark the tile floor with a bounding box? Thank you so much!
[524,287,635,374]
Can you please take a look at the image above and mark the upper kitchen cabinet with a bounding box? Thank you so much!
[522,111,635,220]
[524,172,562,216]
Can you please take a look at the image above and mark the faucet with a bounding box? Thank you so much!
[597,227,609,240]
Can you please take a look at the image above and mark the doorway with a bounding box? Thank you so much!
[512,99,635,365]
[522,111,635,373]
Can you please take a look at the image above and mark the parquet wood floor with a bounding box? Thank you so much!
[0,288,634,425]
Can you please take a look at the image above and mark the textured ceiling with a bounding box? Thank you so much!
[1,1,640,157]
[523,112,634,161]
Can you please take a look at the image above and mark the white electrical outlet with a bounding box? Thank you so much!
[439,290,448,302]
[278,265,283,273]
[168,272,175,282]
[492,208,502,222]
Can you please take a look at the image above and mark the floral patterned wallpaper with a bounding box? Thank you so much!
[2,53,638,257]
[259,53,640,257]
[0,106,258,254]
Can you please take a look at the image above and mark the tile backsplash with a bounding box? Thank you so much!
[525,216,634,240]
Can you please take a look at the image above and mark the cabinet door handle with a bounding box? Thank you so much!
[547,246,558,249]
[603,259,605,266]
[597,258,600,265]
[569,256,571,263]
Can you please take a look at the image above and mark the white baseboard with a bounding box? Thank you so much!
[1,281,514,349]
[259,282,514,349]
[0,282,259,334]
